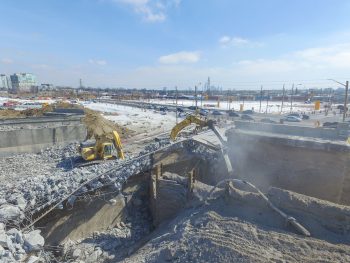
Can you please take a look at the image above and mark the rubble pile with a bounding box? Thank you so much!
[62,194,152,263]
[0,138,214,262]
[0,222,45,262]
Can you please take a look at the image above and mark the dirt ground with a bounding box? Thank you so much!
[123,177,350,263]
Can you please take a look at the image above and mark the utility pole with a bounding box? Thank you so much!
[201,86,203,108]
[175,86,178,124]
[327,79,349,122]
[208,77,211,95]
[195,85,198,109]
[344,81,349,122]
[266,90,269,114]
[291,84,294,112]
[259,85,263,113]
[281,84,285,114]
[227,90,229,110]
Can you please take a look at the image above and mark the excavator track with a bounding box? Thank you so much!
[74,157,116,168]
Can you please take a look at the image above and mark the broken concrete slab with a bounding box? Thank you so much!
[0,204,24,222]
[24,230,45,252]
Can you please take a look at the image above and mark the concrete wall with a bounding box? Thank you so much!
[226,128,350,205]
[0,116,82,126]
[234,121,349,141]
[0,124,86,156]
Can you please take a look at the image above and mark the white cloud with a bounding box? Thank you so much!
[231,37,250,46]
[31,64,50,69]
[137,5,166,22]
[219,36,261,47]
[159,51,200,64]
[113,0,180,22]
[89,59,107,66]
[219,36,231,45]
[114,42,350,89]
[236,43,350,75]
[1,58,13,64]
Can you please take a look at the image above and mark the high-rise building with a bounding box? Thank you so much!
[0,74,11,90]
[10,73,37,93]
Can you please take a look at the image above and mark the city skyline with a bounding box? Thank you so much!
[1,0,350,89]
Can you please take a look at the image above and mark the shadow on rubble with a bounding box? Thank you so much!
[56,156,82,171]
[78,200,153,262]
[37,186,126,246]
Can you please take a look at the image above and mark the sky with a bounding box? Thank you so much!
[1,0,350,90]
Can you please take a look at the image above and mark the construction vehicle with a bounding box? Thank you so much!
[78,130,125,164]
[77,109,125,166]
[171,115,311,236]
[170,115,233,176]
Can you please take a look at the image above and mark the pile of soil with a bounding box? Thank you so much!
[124,179,350,263]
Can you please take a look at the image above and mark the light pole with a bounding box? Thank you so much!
[259,85,263,113]
[195,82,201,114]
[328,79,349,122]
[281,84,285,114]
[175,86,178,124]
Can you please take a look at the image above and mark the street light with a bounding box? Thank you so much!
[328,79,349,122]
[195,82,201,114]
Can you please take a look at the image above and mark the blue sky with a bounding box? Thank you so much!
[1,0,350,89]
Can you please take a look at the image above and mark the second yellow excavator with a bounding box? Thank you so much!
[170,115,233,176]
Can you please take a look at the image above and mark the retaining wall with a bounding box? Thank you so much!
[226,128,350,205]
[0,124,86,156]
[234,121,349,141]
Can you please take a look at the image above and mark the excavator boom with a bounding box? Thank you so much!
[112,130,125,160]
[170,115,208,140]
[170,115,233,176]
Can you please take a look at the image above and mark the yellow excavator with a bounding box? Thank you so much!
[77,109,125,166]
[79,130,125,162]
[170,115,311,237]
[170,115,233,176]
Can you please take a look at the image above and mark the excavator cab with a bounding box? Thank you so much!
[103,144,113,158]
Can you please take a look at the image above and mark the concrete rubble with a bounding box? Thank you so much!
[0,226,45,262]
[62,193,152,263]
[1,123,348,263]
[0,139,170,224]
[0,137,215,262]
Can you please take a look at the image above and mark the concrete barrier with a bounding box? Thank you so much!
[234,121,349,141]
[0,125,86,156]
[0,116,82,126]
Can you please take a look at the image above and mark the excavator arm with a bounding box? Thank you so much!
[170,115,208,140]
[170,115,233,176]
[112,130,125,160]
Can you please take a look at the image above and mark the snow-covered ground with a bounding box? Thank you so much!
[83,102,183,137]
[145,99,316,114]
[0,96,57,110]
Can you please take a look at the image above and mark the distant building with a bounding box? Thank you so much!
[40,83,55,91]
[10,73,37,93]
[0,74,11,90]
